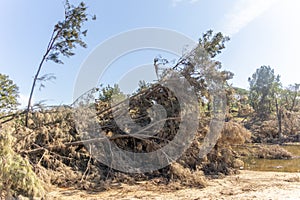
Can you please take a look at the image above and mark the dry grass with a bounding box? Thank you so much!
[256,145,292,159]
[218,121,251,146]
[170,163,207,188]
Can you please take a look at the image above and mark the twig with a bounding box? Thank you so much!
[95,84,161,116]
[110,116,181,141]
[37,150,48,166]
[81,144,92,182]
[22,137,106,153]
[0,110,26,124]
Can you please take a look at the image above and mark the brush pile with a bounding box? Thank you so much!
[249,111,300,143]
[0,31,253,197]
[1,81,251,196]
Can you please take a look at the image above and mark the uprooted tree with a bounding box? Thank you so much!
[73,29,246,177]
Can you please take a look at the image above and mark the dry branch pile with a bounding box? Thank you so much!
[255,145,293,159]
[249,111,300,143]
[0,82,251,196]
[0,31,252,197]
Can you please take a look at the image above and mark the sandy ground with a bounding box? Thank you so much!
[47,170,300,200]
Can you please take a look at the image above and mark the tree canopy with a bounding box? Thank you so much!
[0,74,19,113]
[248,65,281,119]
[25,0,95,126]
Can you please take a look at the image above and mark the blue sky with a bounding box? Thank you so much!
[1,0,300,107]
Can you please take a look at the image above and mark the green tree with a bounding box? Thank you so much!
[155,30,233,117]
[98,84,126,102]
[229,87,253,118]
[198,29,230,58]
[25,0,95,126]
[276,84,300,137]
[0,74,19,113]
[248,66,281,119]
[283,83,300,112]
[172,30,232,99]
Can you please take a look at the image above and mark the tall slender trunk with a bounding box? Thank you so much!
[25,30,59,127]
[25,55,47,126]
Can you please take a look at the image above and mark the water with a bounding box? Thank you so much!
[243,145,300,172]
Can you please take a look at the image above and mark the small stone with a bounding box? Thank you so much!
[233,159,244,168]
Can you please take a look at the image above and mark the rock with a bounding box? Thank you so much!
[233,159,244,168]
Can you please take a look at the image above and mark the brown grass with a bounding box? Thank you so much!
[256,145,292,159]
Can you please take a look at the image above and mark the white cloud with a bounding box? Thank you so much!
[171,0,200,7]
[222,0,279,36]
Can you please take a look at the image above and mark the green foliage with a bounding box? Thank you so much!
[0,126,45,198]
[154,30,233,115]
[26,0,95,126]
[37,73,57,91]
[198,29,230,58]
[98,84,126,102]
[0,73,19,113]
[234,87,249,97]
[46,1,95,64]
[138,80,150,90]
[247,66,300,138]
[185,30,233,106]
[228,87,253,117]
[282,83,300,111]
[248,66,281,119]
[135,80,153,94]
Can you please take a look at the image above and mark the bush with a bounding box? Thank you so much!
[218,121,251,147]
[0,124,45,199]
[256,145,292,159]
[170,163,207,187]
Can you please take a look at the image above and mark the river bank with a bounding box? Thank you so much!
[47,170,300,200]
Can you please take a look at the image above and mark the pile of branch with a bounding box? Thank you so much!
[7,78,250,191]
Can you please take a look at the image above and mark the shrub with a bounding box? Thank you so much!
[0,125,45,199]
[256,145,292,159]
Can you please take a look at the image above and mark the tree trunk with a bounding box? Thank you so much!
[25,55,47,127]
[24,30,59,127]
[275,98,283,139]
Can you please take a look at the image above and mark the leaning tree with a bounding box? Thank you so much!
[25,0,95,126]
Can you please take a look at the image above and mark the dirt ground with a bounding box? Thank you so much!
[46,170,300,200]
